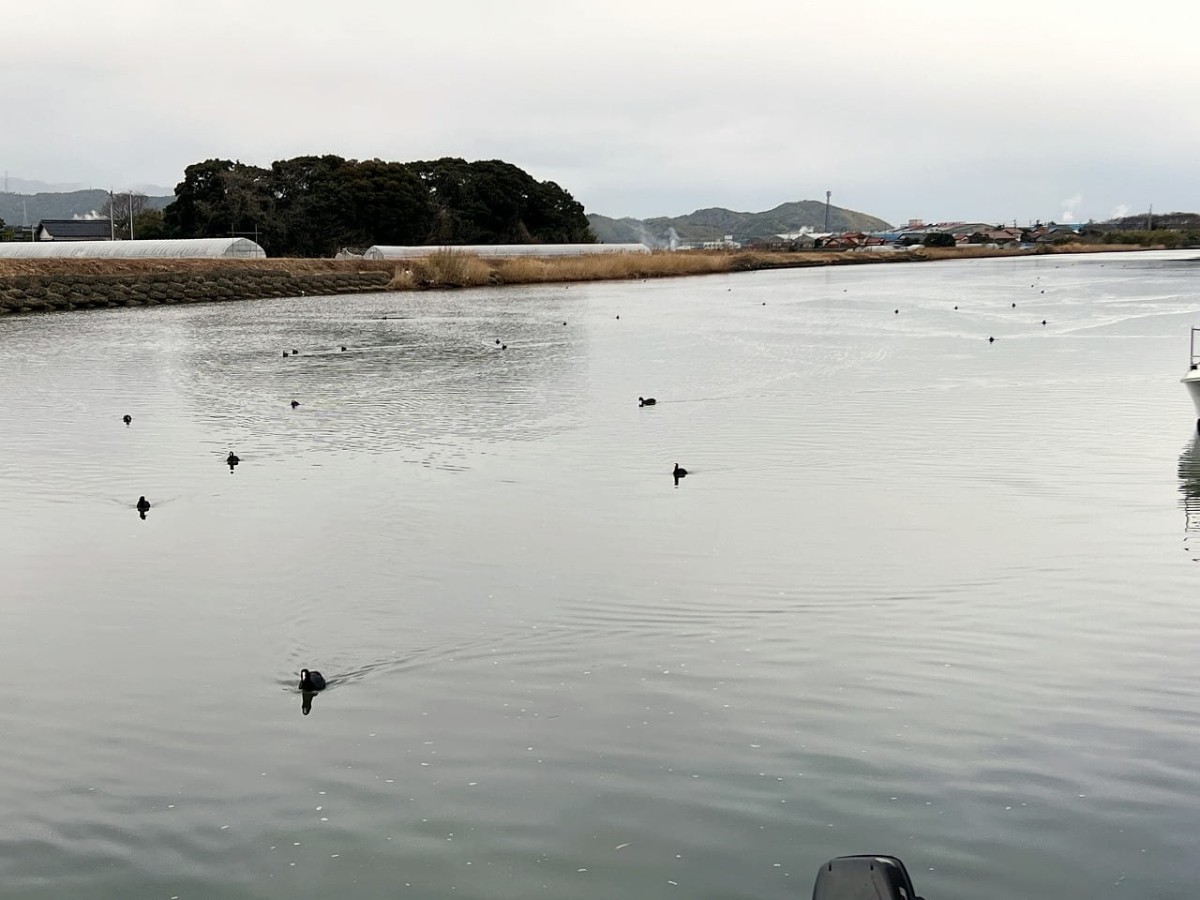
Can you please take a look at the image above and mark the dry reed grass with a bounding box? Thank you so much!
[493,250,733,283]
[380,245,1153,290]
[1046,242,1151,254]
[912,246,1030,261]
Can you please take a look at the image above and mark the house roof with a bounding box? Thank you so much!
[37,219,112,239]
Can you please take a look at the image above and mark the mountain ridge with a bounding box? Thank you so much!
[0,189,174,227]
[589,200,892,245]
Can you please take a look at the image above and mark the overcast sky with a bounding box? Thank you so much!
[2,1,1195,226]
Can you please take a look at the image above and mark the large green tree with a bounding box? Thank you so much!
[345,159,435,248]
[270,155,355,257]
[164,159,274,248]
[163,155,593,256]
[411,158,592,244]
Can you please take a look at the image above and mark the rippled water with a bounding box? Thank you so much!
[2,250,1200,900]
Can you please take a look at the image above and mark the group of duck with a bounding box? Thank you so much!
[636,396,689,481]
[126,393,315,515]
[122,329,686,705]
[123,410,329,706]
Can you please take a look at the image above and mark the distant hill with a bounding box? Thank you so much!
[3,177,88,193]
[1104,211,1200,228]
[588,200,892,246]
[0,190,173,226]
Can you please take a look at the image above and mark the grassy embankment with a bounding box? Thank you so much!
[0,243,1162,313]
[385,243,1146,288]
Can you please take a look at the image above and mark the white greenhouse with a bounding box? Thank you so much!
[0,238,266,259]
[362,243,649,260]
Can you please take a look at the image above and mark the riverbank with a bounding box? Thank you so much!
[0,260,394,314]
[0,244,1151,314]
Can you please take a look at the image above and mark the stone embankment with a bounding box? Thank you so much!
[0,262,393,315]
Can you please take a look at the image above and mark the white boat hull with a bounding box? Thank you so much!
[1182,370,1200,417]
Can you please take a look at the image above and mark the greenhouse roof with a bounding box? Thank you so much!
[0,238,266,259]
[363,243,649,260]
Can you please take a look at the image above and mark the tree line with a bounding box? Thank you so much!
[160,156,594,257]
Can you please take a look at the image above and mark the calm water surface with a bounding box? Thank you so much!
[2,251,1200,899]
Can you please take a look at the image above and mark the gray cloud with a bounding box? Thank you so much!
[2,0,1195,225]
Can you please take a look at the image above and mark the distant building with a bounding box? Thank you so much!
[36,219,112,241]
[771,228,825,249]
[963,228,1023,247]
[674,235,742,250]
[1026,224,1083,245]
[821,232,872,250]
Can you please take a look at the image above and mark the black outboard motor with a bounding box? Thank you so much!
[812,855,923,900]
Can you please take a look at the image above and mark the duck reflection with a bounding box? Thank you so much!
[299,668,326,716]
[1177,438,1200,561]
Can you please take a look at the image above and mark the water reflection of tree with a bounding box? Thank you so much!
[1177,438,1200,561]
[174,295,587,464]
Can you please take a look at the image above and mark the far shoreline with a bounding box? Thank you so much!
[0,244,1183,316]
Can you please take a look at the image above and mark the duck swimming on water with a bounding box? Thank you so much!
[673,463,688,478]
[226,451,240,465]
[639,397,657,406]
[122,414,132,425]
[299,669,326,691]
[136,496,151,512]
[291,400,300,408]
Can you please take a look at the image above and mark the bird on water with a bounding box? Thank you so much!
[291,400,300,409]
[639,397,657,407]
[122,414,132,425]
[299,669,326,691]
[136,496,151,512]
[673,463,688,478]
[227,451,240,465]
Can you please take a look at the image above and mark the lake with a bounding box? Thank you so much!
[2,250,1199,900]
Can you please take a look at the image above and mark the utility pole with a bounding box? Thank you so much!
[129,191,134,240]
[824,191,832,233]
[110,190,116,241]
